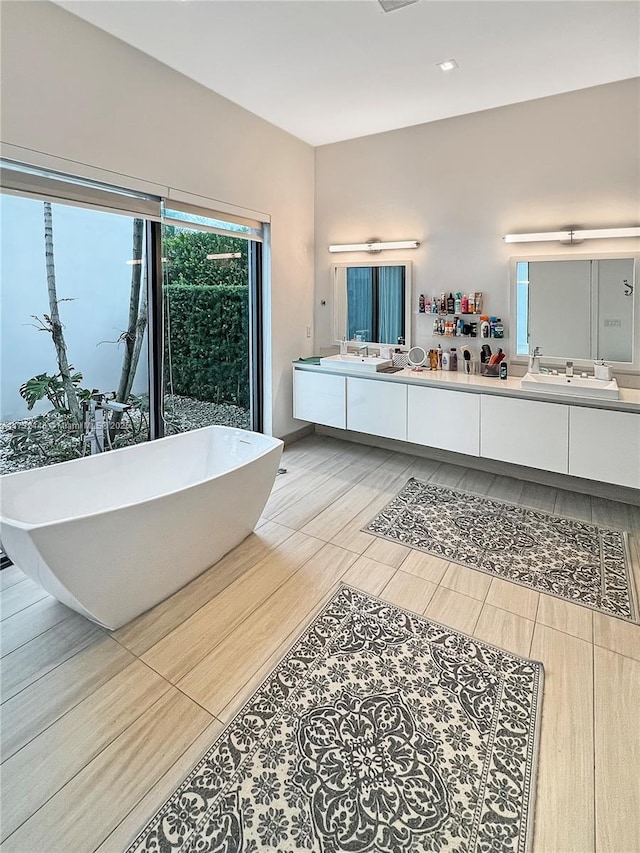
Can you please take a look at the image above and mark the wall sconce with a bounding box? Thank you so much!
[503,226,640,244]
[328,240,420,253]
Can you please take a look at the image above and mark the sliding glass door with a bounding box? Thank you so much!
[161,205,264,434]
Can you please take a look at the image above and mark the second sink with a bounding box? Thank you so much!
[520,372,620,400]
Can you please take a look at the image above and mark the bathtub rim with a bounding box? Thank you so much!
[0,424,283,531]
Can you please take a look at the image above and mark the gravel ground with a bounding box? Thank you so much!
[0,395,251,474]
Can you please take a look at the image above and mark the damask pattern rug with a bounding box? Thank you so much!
[127,586,543,853]
[365,479,637,623]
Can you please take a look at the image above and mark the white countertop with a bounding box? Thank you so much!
[292,362,640,413]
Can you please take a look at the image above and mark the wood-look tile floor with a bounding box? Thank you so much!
[1,434,639,852]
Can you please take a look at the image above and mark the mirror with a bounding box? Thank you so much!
[513,255,637,365]
[333,261,412,347]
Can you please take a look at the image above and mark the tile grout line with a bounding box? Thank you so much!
[0,682,174,846]
[114,523,299,658]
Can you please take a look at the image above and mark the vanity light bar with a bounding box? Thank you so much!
[503,227,640,244]
[328,240,420,253]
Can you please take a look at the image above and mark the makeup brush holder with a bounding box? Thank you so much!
[480,363,500,378]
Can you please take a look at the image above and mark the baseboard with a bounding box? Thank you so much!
[278,424,315,446]
[316,426,640,506]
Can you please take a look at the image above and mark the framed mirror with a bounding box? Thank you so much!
[332,260,412,348]
[511,253,638,370]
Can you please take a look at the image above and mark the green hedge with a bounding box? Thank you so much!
[164,284,249,407]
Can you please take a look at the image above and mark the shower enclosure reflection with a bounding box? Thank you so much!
[332,261,412,347]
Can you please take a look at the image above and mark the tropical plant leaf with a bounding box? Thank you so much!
[19,374,56,410]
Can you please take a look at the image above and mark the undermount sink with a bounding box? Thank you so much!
[520,372,620,400]
[319,354,393,373]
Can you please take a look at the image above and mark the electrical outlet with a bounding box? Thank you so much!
[305,325,312,338]
[604,319,622,327]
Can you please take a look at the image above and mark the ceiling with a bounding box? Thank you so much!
[56,0,640,146]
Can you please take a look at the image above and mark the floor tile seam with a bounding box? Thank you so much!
[0,681,175,846]
[266,469,364,522]
[0,609,76,660]
[164,533,331,686]
[0,648,140,766]
[216,578,356,724]
[0,626,111,707]
[89,717,222,853]
[470,561,495,635]
[269,467,377,530]
[528,590,543,658]
[299,482,390,540]
[113,526,299,659]
[0,590,50,623]
[0,575,31,594]
[591,640,640,665]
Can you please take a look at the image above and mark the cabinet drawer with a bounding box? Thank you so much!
[569,407,640,488]
[481,395,569,473]
[407,386,480,456]
[347,377,407,440]
[293,370,346,428]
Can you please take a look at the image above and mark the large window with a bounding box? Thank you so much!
[0,162,265,475]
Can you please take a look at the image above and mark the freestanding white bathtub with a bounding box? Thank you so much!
[0,426,283,629]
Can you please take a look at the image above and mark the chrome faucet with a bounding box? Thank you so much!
[357,344,369,357]
[529,346,542,374]
[565,360,574,378]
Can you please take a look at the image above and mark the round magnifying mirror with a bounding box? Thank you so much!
[407,346,427,370]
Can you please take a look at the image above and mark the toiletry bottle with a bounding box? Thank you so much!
[442,350,450,370]
[475,292,483,313]
[447,292,455,314]
[437,344,442,369]
[431,297,438,314]
[481,317,490,338]
[440,293,446,313]
[425,298,431,313]
[457,316,464,336]
[499,362,508,380]
[461,294,469,314]
[340,337,348,355]
[450,348,458,371]
[454,292,461,314]
[419,294,425,313]
[468,293,475,313]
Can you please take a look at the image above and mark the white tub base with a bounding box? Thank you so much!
[0,426,283,629]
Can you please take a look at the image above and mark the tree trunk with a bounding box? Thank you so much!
[44,202,82,425]
[115,218,145,402]
[110,219,148,441]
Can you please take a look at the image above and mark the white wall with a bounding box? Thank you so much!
[0,0,315,437]
[314,79,640,380]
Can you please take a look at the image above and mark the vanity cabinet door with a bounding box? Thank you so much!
[481,395,569,473]
[407,386,480,456]
[569,407,640,488]
[346,377,407,440]
[293,369,346,428]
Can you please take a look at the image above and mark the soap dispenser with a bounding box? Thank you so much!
[594,360,612,381]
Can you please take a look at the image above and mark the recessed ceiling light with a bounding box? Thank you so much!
[437,59,459,72]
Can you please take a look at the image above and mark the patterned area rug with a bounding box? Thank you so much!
[365,479,637,623]
[127,586,542,853]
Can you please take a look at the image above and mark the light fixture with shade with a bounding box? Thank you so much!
[503,226,640,244]
[328,240,420,253]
